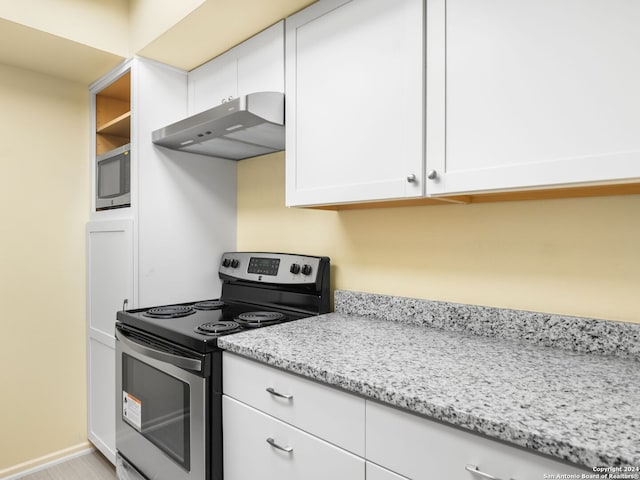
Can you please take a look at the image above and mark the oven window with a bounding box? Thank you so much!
[122,353,191,471]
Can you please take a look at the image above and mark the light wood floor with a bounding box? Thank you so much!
[17,451,116,480]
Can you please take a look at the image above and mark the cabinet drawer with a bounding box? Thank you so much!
[223,396,365,480]
[366,462,410,480]
[223,352,365,455]
[366,401,590,480]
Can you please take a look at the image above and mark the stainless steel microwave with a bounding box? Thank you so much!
[96,143,131,210]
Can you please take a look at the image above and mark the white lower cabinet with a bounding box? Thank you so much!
[366,462,410,480]
[223,351,365,455]
[365,400,590,480]
[222,353,592,480]
[87,336,116,461]
[223,396,365,480]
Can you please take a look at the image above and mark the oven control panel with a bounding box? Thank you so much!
[219,252,327,285]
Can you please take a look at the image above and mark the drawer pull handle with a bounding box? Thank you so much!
[465,464,510,480]
[266,437,293,453]
[266,387,293,400]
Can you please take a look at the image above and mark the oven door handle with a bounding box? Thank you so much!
[116,329,202,372]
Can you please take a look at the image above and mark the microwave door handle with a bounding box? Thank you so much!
[116,329,202,372]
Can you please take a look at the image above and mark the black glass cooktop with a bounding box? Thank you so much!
[117,300,310,353]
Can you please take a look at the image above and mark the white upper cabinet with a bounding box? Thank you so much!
[285,0,640,207]
[188,21,284,115]
[189,52,238,111]
[236,22,285,97]
[426,0,640,195]
[285,0,424,207]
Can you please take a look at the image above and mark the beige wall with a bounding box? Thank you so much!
[238,153,640,324]
[0,64,90,473]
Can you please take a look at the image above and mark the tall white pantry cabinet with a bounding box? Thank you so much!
[86,57,237,462]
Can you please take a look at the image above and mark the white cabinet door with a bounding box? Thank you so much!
[87,337,116,463]
[426,0,640,195]
[223,396,365,480]
[237,21,284,97]
[366,462,411,480]
[188,51,237,114]
[86,219,134,464]
[87,220,134,338]
[188,22,284,115]
[285,0,424,206]
[366,400,590,480]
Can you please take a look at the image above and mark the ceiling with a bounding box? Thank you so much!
[0,17,124,84]
[137,0,316,71]
[0,0,316,85]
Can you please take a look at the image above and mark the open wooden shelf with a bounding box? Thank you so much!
[96,71,131,155]
[97,111,131,137]
[96,133,130,155]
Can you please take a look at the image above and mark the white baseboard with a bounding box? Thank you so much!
[0,443,94,480]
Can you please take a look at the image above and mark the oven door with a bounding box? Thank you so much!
[115,326,208,480]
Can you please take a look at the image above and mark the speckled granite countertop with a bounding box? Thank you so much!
[217,297,640,469]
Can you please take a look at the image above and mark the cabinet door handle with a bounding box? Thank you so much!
[465,464,511,480]
[266,437,293,453]
[266,387,293,400]
[427,169,438,180]
[407,173,417,183]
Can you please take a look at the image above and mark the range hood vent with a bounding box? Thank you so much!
[152,92,284,160]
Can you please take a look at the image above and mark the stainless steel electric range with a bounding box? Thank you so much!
[114,252,330,480]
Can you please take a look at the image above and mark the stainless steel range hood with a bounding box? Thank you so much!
[152,92,284,160]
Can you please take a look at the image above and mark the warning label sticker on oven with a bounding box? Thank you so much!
[122,391,142,431]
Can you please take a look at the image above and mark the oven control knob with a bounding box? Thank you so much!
[289,263,301,274]
[230,259,240,268]
[301,264,312,276]
[222,258,231,268]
